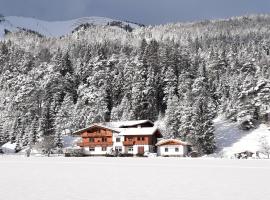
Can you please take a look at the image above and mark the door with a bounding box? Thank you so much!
[138,146,144,155]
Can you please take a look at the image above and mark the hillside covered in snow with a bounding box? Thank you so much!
[214,117,270,158]
[1,14,270,156]
[0,16,142,38]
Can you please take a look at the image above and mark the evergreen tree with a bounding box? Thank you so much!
[30,117,39,145]
[54,131,63,148]
[14,136,21,153]
[0,122,4,145]
[189,97,216,154]
[165,94,182,138]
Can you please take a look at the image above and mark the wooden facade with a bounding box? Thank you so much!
[123,131,161,146]
[78,126,114,148]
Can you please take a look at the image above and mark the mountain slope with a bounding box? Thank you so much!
[214,117,270,158]
[0,16,141,38]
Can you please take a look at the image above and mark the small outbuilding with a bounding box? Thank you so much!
[156,139,190,157]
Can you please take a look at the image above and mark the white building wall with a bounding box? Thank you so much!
[83,146,112,156]
[124,145,154,155]
[112,132,125,153]
[157,145,186,157]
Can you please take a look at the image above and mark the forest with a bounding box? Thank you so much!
[1,14,270,154]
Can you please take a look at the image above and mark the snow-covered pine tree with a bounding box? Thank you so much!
[54,131,63,149]
[29,117,39,145]
[14,136,21,153]
[190,97,216,154]
[236,74,257,130]
[164,93,181,138]
[4,130,9,143]
[189,63,216,154]
[10,119,18,144]
[0,122,4,145]
[254,79,270,122]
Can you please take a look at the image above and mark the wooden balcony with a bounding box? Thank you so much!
[123,141,135,146]
[78,141,113,147]
[81,132,112,138]
[123,141,149,146]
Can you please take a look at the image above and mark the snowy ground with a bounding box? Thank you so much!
[214,117,270,158]
[0,156,270,200]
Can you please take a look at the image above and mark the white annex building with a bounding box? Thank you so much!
[156,139,190,157]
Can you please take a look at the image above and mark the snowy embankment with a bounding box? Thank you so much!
[0,157,270,200]
[0,16,140,38]
[1,135,80,154]
[214,117,270,158]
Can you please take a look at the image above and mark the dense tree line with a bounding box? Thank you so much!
[1,15,270,154]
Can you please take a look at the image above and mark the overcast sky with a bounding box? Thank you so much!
[1,0,270,24]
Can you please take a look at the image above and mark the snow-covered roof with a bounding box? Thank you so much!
[102,120,154,128]
[156,139,189,146]
[72,123,121,135]
[118,127,159,136]
[72,120,155,135]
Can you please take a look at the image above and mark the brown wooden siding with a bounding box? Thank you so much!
[79,127,113,147]
[123,130,162,146]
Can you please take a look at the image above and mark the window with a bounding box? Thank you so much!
[89,147,95,152]
[128,146,133,152]
[141,137,145,141]
[102,137,107,142]
[165,148,168,152]
[175,148,179,152]
[89,138,94,142]
[115,146,122,152]
[137,137,141,141]
[116,137,121,142]
[102,147,107,151]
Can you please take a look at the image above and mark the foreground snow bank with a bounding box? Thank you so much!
[214,117,270,158]
[0,157,269,200]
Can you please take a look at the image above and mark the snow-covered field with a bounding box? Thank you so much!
[0,156,270,200]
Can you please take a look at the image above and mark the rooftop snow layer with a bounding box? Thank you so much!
[156,139,189,146]
[102,120,153,128]
[118,127,159,136]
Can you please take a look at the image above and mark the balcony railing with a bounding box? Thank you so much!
[123,141,135,146]
[123,141,149,146]
[81,132,112,138]
[78,141,113,147]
